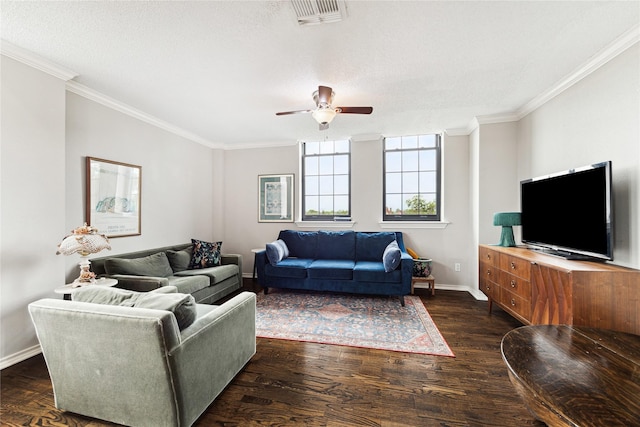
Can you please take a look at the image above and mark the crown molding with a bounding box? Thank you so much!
[66,81,220,149]
[517,24,640,119]
[0,40,78,81]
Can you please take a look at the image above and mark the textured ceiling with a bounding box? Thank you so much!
[1,1,639,148]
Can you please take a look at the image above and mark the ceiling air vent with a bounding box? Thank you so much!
[290,0,347,26]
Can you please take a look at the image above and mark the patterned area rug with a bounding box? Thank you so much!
[256,290,454,357]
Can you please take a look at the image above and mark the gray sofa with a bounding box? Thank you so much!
[29,286,256,427]
[90,243,242,304]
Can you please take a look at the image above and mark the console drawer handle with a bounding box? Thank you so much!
[510,280,516,288]
[510,262,516,270]
[487,269,491,276]
[487,253,491,260]
[511,298,516,306]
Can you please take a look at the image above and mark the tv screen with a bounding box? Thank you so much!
[520,161,613,261]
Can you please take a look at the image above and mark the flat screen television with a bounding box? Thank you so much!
[520,161,613,261]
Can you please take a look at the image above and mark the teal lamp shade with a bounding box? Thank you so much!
[493,212,522,247]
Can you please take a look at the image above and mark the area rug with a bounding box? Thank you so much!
[256,290,454,357]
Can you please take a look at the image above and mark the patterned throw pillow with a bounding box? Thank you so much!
[188,239,222,269]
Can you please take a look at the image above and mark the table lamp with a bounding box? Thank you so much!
[493,212,521,247]
[57,223,111,285]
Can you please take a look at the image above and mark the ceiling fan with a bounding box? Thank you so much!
[276,85,373,130]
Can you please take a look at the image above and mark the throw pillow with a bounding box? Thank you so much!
[189,239,222,269]
[104,252,174,277]
[275,239,289,258]
[382,240,401,272]
[166,246,193,272]
[72,286,196,330]
[266,240,285,266]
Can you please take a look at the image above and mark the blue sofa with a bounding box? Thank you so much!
[255,230,413,305]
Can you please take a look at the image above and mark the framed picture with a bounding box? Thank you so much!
[86,157,141,237]
[258,174,294,222]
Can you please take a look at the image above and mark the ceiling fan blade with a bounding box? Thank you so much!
[336,106,373,114]
[276,110,313,116]
[317,86,333,105]
[319,122,329,131]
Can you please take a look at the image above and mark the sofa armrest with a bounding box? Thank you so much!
[168,292,256,425]
[108,274,170,292]
[221,253,243,287]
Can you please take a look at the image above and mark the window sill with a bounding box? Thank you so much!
[379,221,450,229]
[295,221,356,229]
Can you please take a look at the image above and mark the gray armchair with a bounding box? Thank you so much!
[28,287,256,427]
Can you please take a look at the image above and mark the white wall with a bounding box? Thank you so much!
[1,57,67,366]
[518,43,640,268]
[223,134,475,290]
[65,93,220,281]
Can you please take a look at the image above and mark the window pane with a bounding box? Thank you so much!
[334,195,349,214]
[319,156,333,175]
[402,135,418,149]
[419,150,436,170]
[319,176,333,195]
[403,193,419,213]
[305,141,319,155]
[335,175,349,195]
[403,172,419,193]
[419,171,436,192]
[386,152,402,172]
[418,134,436,148]
[305,196,319,214]
[305,156,318,175]
[385,194,402,215]
[335,140,349,153]
[402,151,418,171]
[319,141,334,154]
[319,195,333,214]
[386,137,401,150]
[334,155,349,174]
[386,172,401,193]
[305,176,319,195]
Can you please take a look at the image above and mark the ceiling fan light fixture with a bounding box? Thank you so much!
[312,108,337,125]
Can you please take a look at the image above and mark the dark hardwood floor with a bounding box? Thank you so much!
[1,286,543,426]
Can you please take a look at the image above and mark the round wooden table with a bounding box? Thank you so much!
[501,325,640,427]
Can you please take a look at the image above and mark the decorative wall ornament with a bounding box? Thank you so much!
[86,157,141,237]
[258,174,294,222]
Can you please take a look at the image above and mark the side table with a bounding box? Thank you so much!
[54,278,118,300]
[251,248,263,280]
[411,275,435,296]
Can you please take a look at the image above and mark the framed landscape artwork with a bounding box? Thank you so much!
[86,157,142,237]
[258,174,294,222]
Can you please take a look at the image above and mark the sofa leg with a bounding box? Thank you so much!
[263,287,268,295]
[400,295,405,307]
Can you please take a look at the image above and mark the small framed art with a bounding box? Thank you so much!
[258,174,294,222]
[86,157,142,237]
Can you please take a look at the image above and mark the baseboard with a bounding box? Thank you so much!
[413,282,487,301]
[0,344,42,370]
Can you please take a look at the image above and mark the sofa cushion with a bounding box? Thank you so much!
[316,230,356,260]
[278,230,318,259]
[175,264,238,284]
[189,239,222,269]
[307,259,355,280]
[166,275,210,295]
[166,247,193,273]
[276,239,289,258]
[355,232,397,262]
[266,240,287,266]
[71,285,196,330]
[104,252,174,278]
[353,261,403,283]
[382,240,401,272]
[264,258,313,279]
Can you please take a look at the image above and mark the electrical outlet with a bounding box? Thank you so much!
[454,263,461,272]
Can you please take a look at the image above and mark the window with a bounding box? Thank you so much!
[302,139,351,220]
[384,134,441,221]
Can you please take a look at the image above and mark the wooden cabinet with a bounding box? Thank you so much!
[479,245,640,335]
